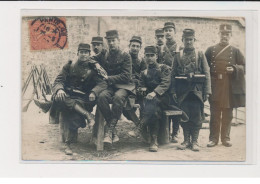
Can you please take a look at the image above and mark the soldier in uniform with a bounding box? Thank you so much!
[52,43,107,155]
[138,46,172,152]
[172,29,211,151]
[91,36,105,55]
[155,28,165,63]
[93,30,134,145]
[161,22,181,143]
[205,24,245,148]
[123,36,147,123]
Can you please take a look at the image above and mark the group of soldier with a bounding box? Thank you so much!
[50,21,245,155]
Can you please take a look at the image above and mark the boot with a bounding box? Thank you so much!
[112,129,119,143]
[149,135,158,152]
[73,103,95,127]
[191,128,200,152]
[103,126,113,144]
[177,128,191,150]
[64,143,73,155]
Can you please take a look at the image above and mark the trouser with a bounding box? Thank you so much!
[97,87,128,127]
[55,96,95,144]
[170,116,180,137]
[209,103,233,143]
[180,93,202,143]
[141,94,169,136]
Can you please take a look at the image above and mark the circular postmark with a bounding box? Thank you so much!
[29,17,68,50]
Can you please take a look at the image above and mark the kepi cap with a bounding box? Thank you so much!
[105,30,119,39]
[91,36,103,44]
[163,22,175,30]
[182,29,195,38]
[130,36,142,44]
[78,43,91,51]
[219,24,232,33]
[155,28,164,36]
[144,46,157,54]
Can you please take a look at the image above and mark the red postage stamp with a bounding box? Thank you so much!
[29,17,68,51]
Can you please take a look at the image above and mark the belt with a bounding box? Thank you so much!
[211,73,224,80]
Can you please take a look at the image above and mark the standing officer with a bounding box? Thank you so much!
[91,36,105,55]
[52,43,107,155]
[93,30,134,145]
[205,24,245,147]
[138,46,172,152]
[172,29,211,151]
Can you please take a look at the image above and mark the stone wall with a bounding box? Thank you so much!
[22,16,245,84]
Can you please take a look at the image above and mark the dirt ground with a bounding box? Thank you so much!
[21,102,246,162]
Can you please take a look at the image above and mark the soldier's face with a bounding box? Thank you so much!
[219,32,232,44]
[145,53,157,65]
[92,43,103,55]
[183,37,195,49]
[155,35,164,46]
[164,28,175,40]
[129,41,141,55]
[78,50,90,61]
[107,38,120,51]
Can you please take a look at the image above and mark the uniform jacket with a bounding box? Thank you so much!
[205,43,245,108]
[171,49,211,105]
[52,59,107,97]
[157,40,177,67]
[139,63,171,96]
[130,53,147,87]
[92,48,135,92]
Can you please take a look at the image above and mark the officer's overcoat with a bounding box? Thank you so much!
[205,44,245,108]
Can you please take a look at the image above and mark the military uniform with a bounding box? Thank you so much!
[93,30,134,144]
[139,46,172,152]
[205,24,245,147]
[160,22,180,142]
[172,29,211,151]
[52,43,107,152]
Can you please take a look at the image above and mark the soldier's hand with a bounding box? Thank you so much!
[146,92,156,100]
[172,93,178,104]
[89,92,96,101]
[203,94,210,102]
[55,89,67,102]
[226,66,234,73]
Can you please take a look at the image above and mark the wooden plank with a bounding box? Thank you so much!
[95,107,105,151]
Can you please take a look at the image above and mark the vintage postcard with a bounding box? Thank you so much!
[21,14,246,162]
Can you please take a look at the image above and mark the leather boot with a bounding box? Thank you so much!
[103,125,113,144]
[111,119,119,143]
[73,103,95,127]
[149,135,158,152]
[191,128,200,152]
[64,143,73,155]
[177,128,190,150]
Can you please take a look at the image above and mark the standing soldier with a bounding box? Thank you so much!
[138,46,172,152]
[155,28,165,63]
[172,29,211,151]
[91,36,105,55]
[161,22,180,143]
[52,43,107,155]
[93,30,134,145]
[205,24,245,148]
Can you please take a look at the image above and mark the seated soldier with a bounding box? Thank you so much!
[52,43,107,155]
[138,46,172,152]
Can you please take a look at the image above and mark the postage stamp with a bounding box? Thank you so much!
[29,17,68,51]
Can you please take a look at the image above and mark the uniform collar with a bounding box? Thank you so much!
[166,38,176,48]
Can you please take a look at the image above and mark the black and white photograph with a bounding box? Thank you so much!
[21,14,246,162]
